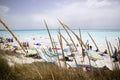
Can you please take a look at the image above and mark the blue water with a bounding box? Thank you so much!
[0,29,120,50]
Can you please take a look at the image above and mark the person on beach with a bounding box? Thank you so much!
[103,49,108,54]
[86,66,92,72]
[23,42,25,47]
[6,38,8,43]
[26,42,29,47]
[0,37,3,43]
[33,37,35,40]
[11,38,13,43]
[14,47,18,53]
[112,47,119,62]
[48,47,52,52]
[65,57,73,61]
[99,49,108,56]
[86,40,89,50]
[89,45,92,50]
[8,38,10,43]
[76,44,79,47]
[82,49,85,62]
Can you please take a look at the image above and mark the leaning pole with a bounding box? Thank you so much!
[0,18,27,55]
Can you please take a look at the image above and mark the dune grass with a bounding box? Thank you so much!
[0,49,120,80]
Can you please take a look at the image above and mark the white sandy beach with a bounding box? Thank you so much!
[0,29,120,71]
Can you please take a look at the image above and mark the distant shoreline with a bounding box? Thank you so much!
[0,29,5,31]
[1,29,120,31]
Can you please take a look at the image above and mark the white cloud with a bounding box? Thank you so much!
[86,0,112,8]
[0,5,10,15]
[0,0,120,29]
[31,0,120,29]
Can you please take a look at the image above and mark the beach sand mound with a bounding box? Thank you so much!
[1,51,45,66]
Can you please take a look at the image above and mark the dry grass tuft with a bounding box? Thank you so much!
[0,47,120,80]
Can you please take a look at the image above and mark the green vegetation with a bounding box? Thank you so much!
[0,49,120,80]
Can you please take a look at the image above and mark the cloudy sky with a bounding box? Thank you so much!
[0,0,120,29]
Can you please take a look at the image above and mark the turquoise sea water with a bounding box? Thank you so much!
[0,29,120,50]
